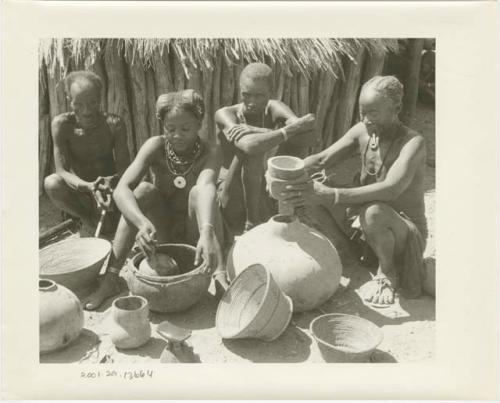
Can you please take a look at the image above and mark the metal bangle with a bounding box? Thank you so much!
[107,266,121,275]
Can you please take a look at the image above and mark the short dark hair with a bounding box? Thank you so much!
[240,63,273,87]
[64,70,103,97]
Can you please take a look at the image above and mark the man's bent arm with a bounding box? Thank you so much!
[51,116,93,192]
[336,135,425,205]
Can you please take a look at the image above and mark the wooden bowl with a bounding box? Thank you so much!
[39,237,111,293]
[310,313,383,362]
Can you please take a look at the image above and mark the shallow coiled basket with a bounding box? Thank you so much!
[126,244,211,313]
[39,237,111,293]
[310,313,383,362]
[216,264,293,342]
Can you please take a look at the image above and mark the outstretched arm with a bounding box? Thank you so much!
[52,116,94,193]
[282,134,425,208]
[336,135,425,204]
[303,123,361,174]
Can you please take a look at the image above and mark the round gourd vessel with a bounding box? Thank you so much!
[39,279,84,354]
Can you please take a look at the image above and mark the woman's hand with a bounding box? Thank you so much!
[136,219,157,257]
[194,225,222,274]
[281,179,335,207]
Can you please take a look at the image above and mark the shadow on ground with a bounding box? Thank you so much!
[222,325,312,363]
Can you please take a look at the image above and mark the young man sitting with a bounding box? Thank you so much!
[215,63,316,233]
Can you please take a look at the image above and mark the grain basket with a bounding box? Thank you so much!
[216,264,293,342]
[310,313,383,362]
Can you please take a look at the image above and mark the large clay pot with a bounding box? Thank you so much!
[227,214,343,312]
[110,295,151,350]
[125,244,211,313]
[39,279,84,354]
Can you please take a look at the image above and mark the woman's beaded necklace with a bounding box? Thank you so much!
[164,136,202,189]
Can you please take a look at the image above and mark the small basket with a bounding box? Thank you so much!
[39,237,111,293]
[216,264,293,342]
[310,313,383,362]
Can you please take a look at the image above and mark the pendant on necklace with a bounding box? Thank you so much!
[173,176,187,189]
[369,135,379,150]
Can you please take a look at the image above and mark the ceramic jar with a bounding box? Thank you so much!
[110,295,151,349]
[266,156,309,216]
[39,279,84,354]
[227,214,343,312]
[125,244,211,313]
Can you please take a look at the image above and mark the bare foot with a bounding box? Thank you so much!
[359,271,398,306]
[213,270,229,299]
[84,272,122,310]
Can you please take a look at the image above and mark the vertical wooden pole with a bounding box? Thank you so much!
[332,50,365,143]
[220,59,235,108]
[104,40,136,157]
[297,73,309,116]
[39,61,52,194]
[401,38,424,125]
[152,47,174,96]
[89,54,108,112]
[146,67,160,138]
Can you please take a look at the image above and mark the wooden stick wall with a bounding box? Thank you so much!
[38,46,387,194]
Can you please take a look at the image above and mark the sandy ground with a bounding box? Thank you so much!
[40,102,435,364]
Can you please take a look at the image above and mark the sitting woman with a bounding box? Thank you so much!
[84,89,225,310]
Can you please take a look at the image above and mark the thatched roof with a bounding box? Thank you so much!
[39,38,398,81]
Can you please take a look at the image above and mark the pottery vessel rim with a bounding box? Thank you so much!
[113,295,148,311]
[217,264,292,339]
[39,237,112,275]
[268,155,305,171]
[39,279,57,291]
[309,313,383,354]
[130,243,208,283]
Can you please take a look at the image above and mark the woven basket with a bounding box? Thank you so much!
[310,313,383,362]
[39,237,111,293]
[126,244,211,313]
[216,264,293,342]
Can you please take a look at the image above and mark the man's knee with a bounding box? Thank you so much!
[359,203,393,234]
[44,173,65,194]
[133,182,160,208]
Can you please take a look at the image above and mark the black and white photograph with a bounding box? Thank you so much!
[37,37,436,364]
[2,0,498,400]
